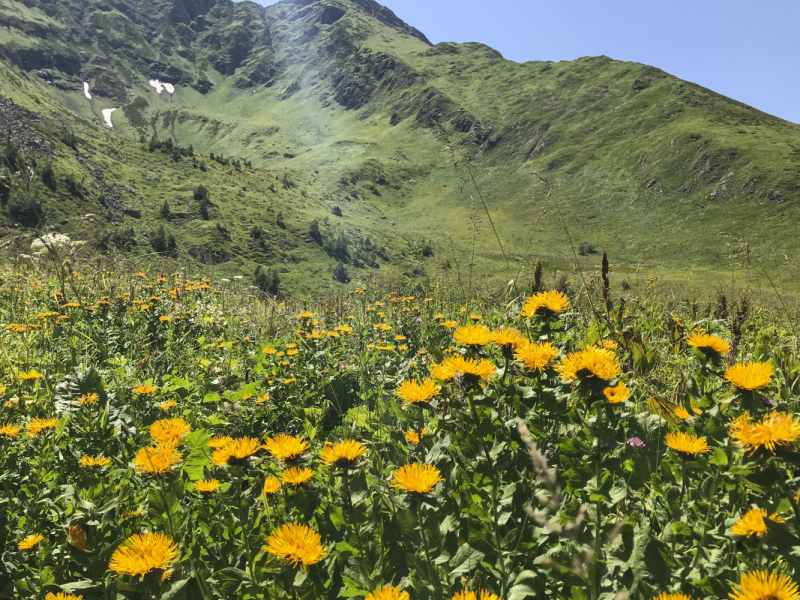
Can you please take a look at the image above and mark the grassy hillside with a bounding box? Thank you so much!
[0,0,799,294]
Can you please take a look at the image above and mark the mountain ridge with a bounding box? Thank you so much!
[1,0,799,293]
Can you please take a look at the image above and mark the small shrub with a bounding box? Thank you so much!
[331,205,343,217]
[194,185,209,202]
[309,219,322,243]
[254,265,280,296]
[332,261,350,283]
[250,225,265,240]
[110,226,136,250]
[41,163,56,192]
[63,174,85,200]
[150,225,177,256]
[61,132,79,151]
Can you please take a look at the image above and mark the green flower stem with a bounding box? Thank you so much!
[491,483,509,600]
[591,406,603,600]
[343,469,372,590]
[261,492,274,531]
[670,459,688,561]
[467,391,494,468]
[157,475,177,537]
[690,464,723,569]
[415,499,441,600]
[236,474,258,585]
[418,405,427,462]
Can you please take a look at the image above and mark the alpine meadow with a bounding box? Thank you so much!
[1,1,800,600]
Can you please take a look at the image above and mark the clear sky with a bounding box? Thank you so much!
[248,0,800,123]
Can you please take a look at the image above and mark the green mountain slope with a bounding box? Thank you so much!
[1,0,799,292]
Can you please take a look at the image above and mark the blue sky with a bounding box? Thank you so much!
[248,0,800,123]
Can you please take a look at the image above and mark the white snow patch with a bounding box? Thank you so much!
[102,108,117,129]
[83,82,92,100]
[148,79,175,94]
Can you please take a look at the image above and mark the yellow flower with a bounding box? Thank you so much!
[451,590,501,600]
[650,594,692,600]
[687,331,730,355]
[729,412,800,453]
[603,382,630,404]
[20,370,43,380]
[453,324,493,347]
[150,418,191,445]
[391,463,443,494]
[211,437,262,466]
[492,327,523,349]
[207,436,233,449]
[284,377,297,384]
[521,290,570,318]
[264,522,327,570]
[725,362,774,391]
[26,417,59,438]
[46,592,84,600]
[557,347,621,382]
[133,445,182,475]
[264,434,309,462]
[320,440,367,468]
[664,432,710,458]
[440,320,458,329]
[263,476,281,495]
[431,355,496,384]
[367,585,411,600]
[674,406,691,420]
[133,383,158,395]
[0,423,21,437]
[281,466,315,487]
[597,339,619,350]
[193,479,222,494]
[406,428,428,445]
[256,395,269,404]
[67,524,88,550]
[77,393,99,406]
[514,340,559,372]
[395,379,440,406]
[109,532,179,578]
[730,571,800,600]
[159,316,172,323]
[18,533,44,550]
[731,509,784,538]
[79,455,111,468]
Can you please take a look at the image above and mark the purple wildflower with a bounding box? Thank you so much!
[627,437,645,447]
[762,396,774,408]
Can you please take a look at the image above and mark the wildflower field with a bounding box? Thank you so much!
[1,262,800,600]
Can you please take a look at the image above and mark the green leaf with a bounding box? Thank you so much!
[59,580,100,593]
[709,447,728,466]
[449,543,485,577]
[335,541,360,556]
[509,584,536,600]
[208,567,248,596]
[671,521,692,537]
[328,505,345,531]
[293,570,308,587]
[161,579,189,600]
[183,436,212,481]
